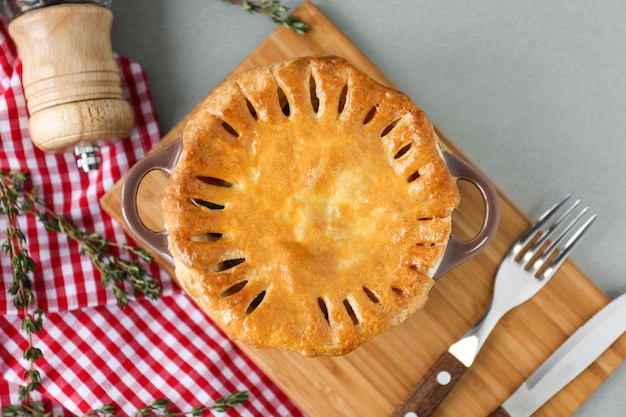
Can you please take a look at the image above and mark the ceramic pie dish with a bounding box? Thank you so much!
[120,55,500,356]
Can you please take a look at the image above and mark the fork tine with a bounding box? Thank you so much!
[532,210,598,280]
[514,193,573,255]
[522,197,582,263]
[538,206,589,259]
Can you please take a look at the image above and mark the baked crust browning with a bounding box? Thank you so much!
[161,55,460,356]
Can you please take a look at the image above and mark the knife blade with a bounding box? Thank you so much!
[488,291,626,417]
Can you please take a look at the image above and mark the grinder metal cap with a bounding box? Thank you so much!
[4,0,112,19]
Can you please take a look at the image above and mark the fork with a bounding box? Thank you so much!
[391,193,597,417]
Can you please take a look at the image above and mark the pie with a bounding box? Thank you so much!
[160,55,460,356]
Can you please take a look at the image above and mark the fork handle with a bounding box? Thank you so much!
[390,351,468,417]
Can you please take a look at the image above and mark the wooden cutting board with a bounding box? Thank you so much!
[100,2,626,416]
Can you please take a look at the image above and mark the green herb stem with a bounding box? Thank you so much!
[225,0,308,34]
[0,171,42,401]
[2,391,249,417]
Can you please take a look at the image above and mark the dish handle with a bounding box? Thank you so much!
[120,137,183,266]
[433,151,501,279]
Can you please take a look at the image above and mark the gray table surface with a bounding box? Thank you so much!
[107,2,625,416]
[112,1,626,416]
[8,1,626,416]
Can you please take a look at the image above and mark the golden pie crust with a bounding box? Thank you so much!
[161,55,460,356]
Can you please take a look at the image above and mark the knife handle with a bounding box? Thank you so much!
[487,406,511,417]
[391,350,467,417]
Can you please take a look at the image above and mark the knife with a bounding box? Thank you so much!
[488,291,626,417]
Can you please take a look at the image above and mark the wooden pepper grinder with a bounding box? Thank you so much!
[5,0,134,171]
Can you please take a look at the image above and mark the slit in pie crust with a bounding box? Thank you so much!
[160,55,460,356]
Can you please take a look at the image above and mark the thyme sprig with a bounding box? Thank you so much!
[2,391,249,417]
[226,0,309,34]
[34,203,162,307]
[1,170,162,309]
[0,171,43,400]
[135,391,250,416]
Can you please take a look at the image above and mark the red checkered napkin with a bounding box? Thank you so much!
[0,17,304,416]
[1,295,303,416]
